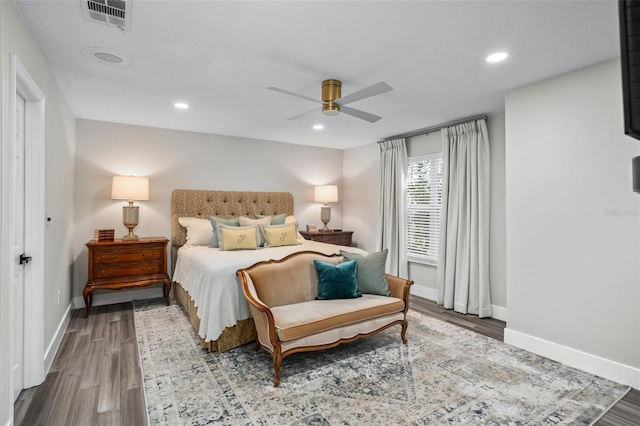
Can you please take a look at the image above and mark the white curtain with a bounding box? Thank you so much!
[376,138,408,278]
[436,119,492,318]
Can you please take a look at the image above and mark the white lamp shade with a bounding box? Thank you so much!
[314,185,338,203]
[111,176,149,201]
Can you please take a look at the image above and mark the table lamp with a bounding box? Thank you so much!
[314,185,338,231]
[111,175,149,240]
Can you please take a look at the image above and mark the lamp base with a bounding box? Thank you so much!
[320,205,331,231]
[122,205,140,240]
[122,228,139,240]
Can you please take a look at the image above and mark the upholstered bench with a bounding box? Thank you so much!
[236,250,413,387]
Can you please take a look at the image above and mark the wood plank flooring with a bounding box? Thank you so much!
[14,303,146,426]
[409,295,506,341]
[14,297,639,425]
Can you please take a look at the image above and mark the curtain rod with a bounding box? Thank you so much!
[379,114,488,142]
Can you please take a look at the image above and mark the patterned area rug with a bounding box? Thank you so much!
[134,299,629,425]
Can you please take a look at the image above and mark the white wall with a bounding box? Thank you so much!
[0,1,76,423]
[73,119,344,304]
[342,142,379,251]
[505,58,640,387]
[343,112,508,316]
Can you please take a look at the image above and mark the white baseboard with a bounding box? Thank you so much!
[72,287,164,310]
[410,284,437,301]
[410,285,507,321]
[505,328,640,388]
[490,305,507,322]
[44,302,72,374]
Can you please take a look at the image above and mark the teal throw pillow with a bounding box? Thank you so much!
[255,213,287,225]
[208,216,240,247]
[314,259,361,300]
[340,249,390,296]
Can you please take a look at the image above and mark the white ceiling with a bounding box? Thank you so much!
[16,0,620,150]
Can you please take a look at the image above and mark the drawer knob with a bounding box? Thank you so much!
[101,254,118,260]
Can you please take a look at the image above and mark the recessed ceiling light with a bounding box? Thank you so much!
[486,52,509,63]
[174,102,189,109]
[313,124,324,130]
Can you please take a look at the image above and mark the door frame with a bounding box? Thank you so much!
[7,54,46,391]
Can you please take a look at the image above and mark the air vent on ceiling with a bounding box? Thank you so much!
[81,47,133,68]
[81,0,132,31]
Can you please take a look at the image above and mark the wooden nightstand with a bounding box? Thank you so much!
[83,237,171,317]
[300,230,353,247]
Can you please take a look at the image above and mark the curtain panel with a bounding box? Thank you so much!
[436,119,492,318]
[376,138,408,278]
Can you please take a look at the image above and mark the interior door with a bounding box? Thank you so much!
[13,92,26,402]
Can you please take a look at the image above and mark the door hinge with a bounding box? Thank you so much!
[19,254,32,265]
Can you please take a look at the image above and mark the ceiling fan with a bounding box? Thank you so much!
[267,79,393,123]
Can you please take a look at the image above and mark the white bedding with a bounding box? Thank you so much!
[172,240,368,342]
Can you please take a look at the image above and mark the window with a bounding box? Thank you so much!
[405,153,443,265]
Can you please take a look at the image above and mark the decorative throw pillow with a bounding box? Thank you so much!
[255,213,287,225]
[208,216,240,247]
[217,224,258,251]
[285,215,306,242]
[340,249,390,296]
[178,217,213,247]
[261,222,299,247]
[314,259,361,300]
[239,216,272,246]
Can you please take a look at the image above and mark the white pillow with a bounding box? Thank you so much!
[286,215,306,242]
[178,217,213,247]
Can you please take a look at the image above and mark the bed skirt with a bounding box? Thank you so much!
[174,282,256,352]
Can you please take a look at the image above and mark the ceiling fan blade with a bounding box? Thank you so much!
[340,106,382,123]
[286,107,318,120]
[267,87,324,105]
[336,81,393,106]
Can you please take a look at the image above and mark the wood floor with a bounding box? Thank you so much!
[14,303,146,426]
[14,296,639,425]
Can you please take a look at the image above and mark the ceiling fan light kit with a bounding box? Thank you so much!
[321,79,342,116]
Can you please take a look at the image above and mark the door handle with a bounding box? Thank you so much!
[19,254,32,265]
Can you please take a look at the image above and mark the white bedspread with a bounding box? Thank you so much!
[172,240,367,342]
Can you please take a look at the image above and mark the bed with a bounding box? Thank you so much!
[170,189,367,352]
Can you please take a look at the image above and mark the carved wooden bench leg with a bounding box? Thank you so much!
[401,320,409,344]
[273,347,282,388]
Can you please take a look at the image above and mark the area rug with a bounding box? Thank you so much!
[133,299,629,425]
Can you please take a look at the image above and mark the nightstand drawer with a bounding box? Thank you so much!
[299,231,353,247]
[93,246,164,264]
[94,262,162,278]
[319,234,351,246]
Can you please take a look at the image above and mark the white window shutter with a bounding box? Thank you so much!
[405,153,443,265]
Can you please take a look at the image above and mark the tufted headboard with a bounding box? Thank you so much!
[170,189,294,272]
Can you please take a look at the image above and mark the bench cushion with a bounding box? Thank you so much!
[270,294,405,342]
